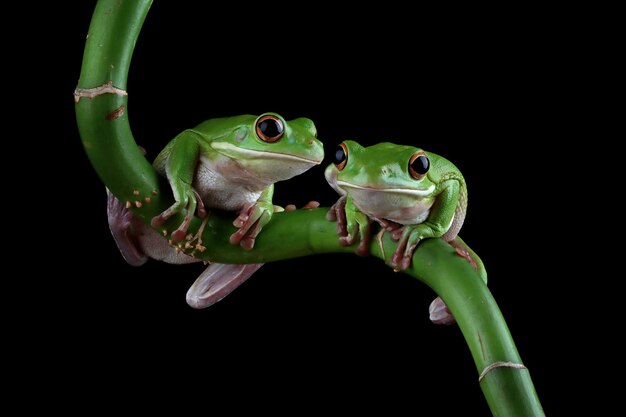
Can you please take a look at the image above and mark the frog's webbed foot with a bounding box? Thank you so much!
[229,200,319,250]
[429,297,455,325]
[151,188,206,243]
[449,240,478,270]
[229,199,320,251]
[186,263,264,309]
[326,196,371,256]
[389,225,422,271]
[426,239,481,326]
[327,195,348,234]
[107,189,147,266]
[229,200,274,250]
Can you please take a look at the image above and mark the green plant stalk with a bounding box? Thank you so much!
[75,0,160,224]
[75,1,544,416]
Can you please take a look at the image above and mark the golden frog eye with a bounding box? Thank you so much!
[334,143,348,171]
[409,152,429,180]
[255,114,284,143]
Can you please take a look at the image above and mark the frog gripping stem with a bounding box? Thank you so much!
[76,1,545,415]
[151,187,204,242]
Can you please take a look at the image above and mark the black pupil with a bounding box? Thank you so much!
[334,146,346,164]
[412,155,429,174]
[259,119,283,138]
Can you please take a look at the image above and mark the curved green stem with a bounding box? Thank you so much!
[75,0,160,224]
[75,1,544,416]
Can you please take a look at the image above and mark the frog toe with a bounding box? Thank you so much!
[171,226,189,243]
[230,203,272,249]
[107,189,148,266]
[429,297,456,325]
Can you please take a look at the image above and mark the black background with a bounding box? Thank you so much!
[29,1,596,415]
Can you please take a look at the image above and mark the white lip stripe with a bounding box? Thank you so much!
[211,141,322,164]
[336,181,435,197]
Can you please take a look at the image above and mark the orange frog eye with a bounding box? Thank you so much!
[334,143,348,171]
[255,115,284,143]
[409,152,429,180]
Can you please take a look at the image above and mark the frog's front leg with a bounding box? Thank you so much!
[229,184,275,250]
[230,190,320,250]
[390,223,435,270]
[390,181,461,270]
[327,195,372,256]
[151,132,206,242]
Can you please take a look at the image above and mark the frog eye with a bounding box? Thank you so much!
[333,143,348,171]
[409,152,429,180]
[255,115,284,143]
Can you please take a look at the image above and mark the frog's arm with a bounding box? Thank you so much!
[393,178,462,270]
[327,195,372,256]
[151,131,205,242]
[230,184,275,250]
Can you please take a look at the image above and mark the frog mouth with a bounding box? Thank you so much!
[211,141,323,164]
[336,181,435,196]
[264,151,323,164]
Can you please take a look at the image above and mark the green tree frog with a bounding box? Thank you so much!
[325,140,486,324]
[108,113,324,308]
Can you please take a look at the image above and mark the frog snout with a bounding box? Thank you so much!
[307,139,325,164]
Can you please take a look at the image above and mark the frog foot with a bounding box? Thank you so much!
[389,226,422,271]
[425,239,481,326]
[107,189,148,266]
[429,297,455,325]
[151,189,206,243]
[176,215,210,257]
[326,195,348,234]
[229,201,273,250]
[227,200,320,251]
[327,196,371,256]
[284,200,320,212]
[450,245,478,270]
[186,263,264,309]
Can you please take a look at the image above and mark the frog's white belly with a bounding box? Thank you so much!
[340,182,436,225]
[193,157,265,211]
[356,197,434,225]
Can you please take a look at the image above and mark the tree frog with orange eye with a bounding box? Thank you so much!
[325,141,486,324]
[107,113,324,308]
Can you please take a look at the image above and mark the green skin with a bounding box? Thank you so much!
[108,113,324,308]
[151,113,324,247]
[80,2,546,413]
[325,140,486,324]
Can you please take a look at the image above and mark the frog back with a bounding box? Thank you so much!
[152,115,257,176]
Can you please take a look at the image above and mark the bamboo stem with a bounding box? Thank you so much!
[75,2,544,415]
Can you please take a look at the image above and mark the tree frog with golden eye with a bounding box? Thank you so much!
[107,113,324,308]
[325,140,486,324]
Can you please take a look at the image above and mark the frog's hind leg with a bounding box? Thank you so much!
[107,189,148,266]
[428,297,455,325]
[429,237,488,325]
[186,263,264,309]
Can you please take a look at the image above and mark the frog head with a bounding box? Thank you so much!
[325,140,437,223]
[207,113,324,184]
